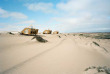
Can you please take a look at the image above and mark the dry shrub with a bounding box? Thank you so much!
[31,35,48,43]
[58,35,61,38]
[8,32,14,35]
[84,66,110,74]
[93,41,100,46]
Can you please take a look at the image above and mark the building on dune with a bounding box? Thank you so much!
[43,30,52,34]
[53,31,59,34]
[21,28,38,35]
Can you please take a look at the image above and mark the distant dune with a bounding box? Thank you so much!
[0,32,110,74]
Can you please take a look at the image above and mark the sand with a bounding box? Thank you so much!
[0,33,110,74]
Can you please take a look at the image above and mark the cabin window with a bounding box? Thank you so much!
[31,30,36,34]
[24,29,29,34]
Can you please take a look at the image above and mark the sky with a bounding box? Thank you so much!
[0,0,110,33]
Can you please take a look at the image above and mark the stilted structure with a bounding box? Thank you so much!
[21,25,38,35]
[53,31,59,34]
[43,30,52,34]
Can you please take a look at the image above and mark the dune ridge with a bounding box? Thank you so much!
[0,33,110,74]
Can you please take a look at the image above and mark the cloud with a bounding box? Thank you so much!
[53,16,110,32]
[15,20,36,24]
[1,0,110,32]
[57,0,90,12]
[96,28,110,31]
[56,0,110,15]
[51,0,110,32]
[0,8,7,14]
[25,3,57,13]
[0,8,27,19]
[0,20,36,31]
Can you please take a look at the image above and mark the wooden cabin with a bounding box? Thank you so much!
[21,28,38,35]
[53,31,59,34]
[43,30,52,34]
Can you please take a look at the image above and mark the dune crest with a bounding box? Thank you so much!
[0,33,110,74]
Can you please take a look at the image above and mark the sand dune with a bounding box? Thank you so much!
[0,33,110,74]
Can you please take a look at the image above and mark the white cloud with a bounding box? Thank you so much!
[0,8,7,14]
[23,0,110,32]
[1,0,110,32]
[0,8,27,19]
[25,3,57,13]
[0,20,36,31]
[57,0,90,12]
[52,0,110,32]
[56,0,110,14]
[96,28,110,31]
[56,0,110,18]
[53,16,110,32]
[15,20,36,24]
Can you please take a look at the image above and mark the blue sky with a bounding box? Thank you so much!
[0,0,110,33]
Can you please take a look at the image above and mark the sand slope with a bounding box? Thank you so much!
[0,33,110,74]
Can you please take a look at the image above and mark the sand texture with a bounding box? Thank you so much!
[0,33,110,74]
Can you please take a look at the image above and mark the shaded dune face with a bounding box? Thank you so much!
[0,33,110,74]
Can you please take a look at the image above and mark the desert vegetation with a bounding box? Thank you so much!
[93,41,100,46]
[58,35,61,38]
[84,66,110,74]
[78,33,110,39]
[8,32,15,35]
[31,35,48,43]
